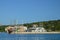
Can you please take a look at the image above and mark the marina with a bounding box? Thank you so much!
[0,0,60,40]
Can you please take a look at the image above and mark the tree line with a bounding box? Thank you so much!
[0,20,60,32]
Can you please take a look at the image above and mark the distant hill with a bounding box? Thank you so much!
[0,19,60,32]
[23,19,60,31]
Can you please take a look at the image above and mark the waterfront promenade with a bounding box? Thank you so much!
[11,32,60,34]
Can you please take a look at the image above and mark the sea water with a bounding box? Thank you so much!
[0,32,60,40]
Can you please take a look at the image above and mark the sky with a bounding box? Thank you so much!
[0,0,60,25]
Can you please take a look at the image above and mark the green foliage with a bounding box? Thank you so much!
[0,20,60,32]
[23,20,60,31]
[0,25,8,32]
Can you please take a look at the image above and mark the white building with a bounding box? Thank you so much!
[35,27,47,32]
[29,27,47,32]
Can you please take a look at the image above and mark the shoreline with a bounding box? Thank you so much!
[11,32,60,34]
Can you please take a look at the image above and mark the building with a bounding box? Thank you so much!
[5,24,46,34]
[35,27,47,32]
[5,26,15,34]
[28,25,47,32]
[17,25,27,32]
[5,25,27,33]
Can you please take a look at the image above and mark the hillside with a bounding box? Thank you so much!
[0,19,60,32]
[23,20,60,31]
